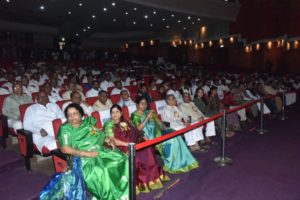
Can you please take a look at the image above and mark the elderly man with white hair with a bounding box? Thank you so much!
[180,92,216,144]
[162,94,204,152]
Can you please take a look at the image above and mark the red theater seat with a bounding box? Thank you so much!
[91,110,111,130]
[111,94,120,104]
[86,97,98,106]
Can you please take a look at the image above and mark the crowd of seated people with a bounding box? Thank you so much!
[0,58,299,199]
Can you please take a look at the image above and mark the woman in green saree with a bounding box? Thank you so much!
[51,103,129,200]
[130,96,199,174]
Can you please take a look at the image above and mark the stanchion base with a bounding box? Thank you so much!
[214,156,233,166]
[280,116,288,121]
[256,129,269,135]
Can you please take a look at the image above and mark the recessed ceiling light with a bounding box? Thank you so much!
[187,16,191,20]
[78,3,82,6]
[153,11,156,14]
[183,27,186,30]
[162,18,166,21]
[87,26,91,29]
[83,28,86,32]
[133,21,136,25]
[40,5,45,10]
[133,8,137,11]
[112,2,116,6]
[150,24,153,27]
[166,25,170,29]
[92,15,96,18]
[125,12,128,15]
[197,18,201,21]
[68,11,71,15]
[103,7,107,11]
[144,15,148,19]
[75,33,79,36]
[6,0,10,3]
[192,22,195,24]
[113,18,117,22]
[61,37,65,41]
[171,14,175,17]
[178,20,181,23]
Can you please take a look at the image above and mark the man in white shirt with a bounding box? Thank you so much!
[121,75,130,87]
[86,81,101,98]
[100,73,115,92]
[44,82,62,103]
[202,80,211,95]
[62,91,94,115]
[21,76,39,96]
[117,90,135,107]
[29,72,44,88]
[62,82,85,100]
[23,91,65,152]
[111,81,129,95]
[162,94,203,152]
[2,73,15,93]
[93,91,113,111]
[180,93,216,142]
[167,82,183,105]
[0,87,10,95]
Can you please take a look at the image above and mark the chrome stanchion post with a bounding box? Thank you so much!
[281,91,287,120]
[257,98,268,134]
[214,109,233,166]
[128,143,136,200]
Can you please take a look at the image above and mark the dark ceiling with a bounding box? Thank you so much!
[0,0,239,39]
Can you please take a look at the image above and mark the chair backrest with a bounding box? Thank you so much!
[151,100,166,116]
[149,90,159,101]
[31,92,38,102]
[91,109,111,129]
[0,94,9,115]
[122,105,137,121]
[52,118,67,147]
[107,87,115,95]
[131,92,137,102]
[56,100,70,110]
[125,85,138,94]
[86,97,98,106]
[111,94,120,104]
[19,103,34,123]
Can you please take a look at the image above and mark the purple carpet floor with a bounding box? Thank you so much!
[1,103,300,200]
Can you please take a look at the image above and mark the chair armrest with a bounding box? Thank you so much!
[1,115,9,139]
[17,129,33,158]
[52,149,68,173]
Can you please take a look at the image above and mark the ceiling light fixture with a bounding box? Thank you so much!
[166,25,170,29]
[197,18,201,21]
[103,7,107,11]
[92,15,96,18]
[153,11,156,14]
[78,3,82,6]
[40,5,45,10]
[68,11,71,15]
[125,12,128,15]
[112,2,116,6]
[133,21,136,25]
[113,18,117,22]
[144,15,148,19]
[133,8,137,11]
[187,16,191,20]
[171,14,175,17]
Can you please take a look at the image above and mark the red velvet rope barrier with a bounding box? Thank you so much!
[135,90,299,151]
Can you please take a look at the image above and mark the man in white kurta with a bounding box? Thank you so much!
[162,94,203,151]
[93,91,113,111]
[62,91,94,116]
[100,73,115,92]
[180,93,216,141]
[23,91,64,152]
[86,81,101,98]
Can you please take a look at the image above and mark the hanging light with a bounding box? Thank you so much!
[256,43,260,51]
[150,40,154,46]
[194,44,198,50]
[209,41,213,47]
[267,41,272,49]
[229,37,234,43]
[140,41,144,47]
[201,42,204,48]
[294,40,299,49]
